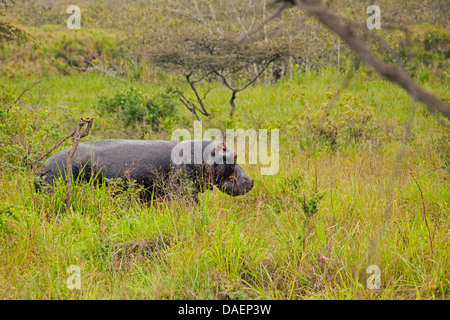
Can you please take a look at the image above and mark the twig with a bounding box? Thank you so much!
[287,0,450,119]
[324,59,360,111]
[236,2,290,44]
[410,172,435,256]
[65,118,94,209]
[36,115,93,167]
[14,80,42,104]
[185,73,211,116]
[213,56,277,116]
[73,59,124,81]
[179,95,201,121]
[367,98,417,265]
[175,88,203,121]
[36,130,77,164]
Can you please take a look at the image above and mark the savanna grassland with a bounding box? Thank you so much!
[0,0,449,299]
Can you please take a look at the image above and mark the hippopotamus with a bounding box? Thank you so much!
[35,139,254,201]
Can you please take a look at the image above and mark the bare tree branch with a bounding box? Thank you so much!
[73,59,124,81]
[37,130,77,164]
[177,91,202,121]
[410,172,435,256]
[185,73,211,116]
[286,0,450,119]
[213,56,277,116]
[14,80,42,104]
[193,0,213,35]
[65,117,94,208]
[236,1,289,43]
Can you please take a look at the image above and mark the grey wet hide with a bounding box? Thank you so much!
[35,139,254,200]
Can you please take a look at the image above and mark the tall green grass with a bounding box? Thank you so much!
[0,66,449,299]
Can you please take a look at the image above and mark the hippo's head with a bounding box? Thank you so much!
[207,141,254,196]
[171,139,254,196]
[214,162,254,196]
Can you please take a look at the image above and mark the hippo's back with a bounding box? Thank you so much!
[38,139,179,186]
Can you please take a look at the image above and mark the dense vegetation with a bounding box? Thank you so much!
[0,0,449,299]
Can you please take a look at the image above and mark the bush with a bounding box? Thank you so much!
[0,83,68,172]
[304,92,379,150]
[97,86,178,131]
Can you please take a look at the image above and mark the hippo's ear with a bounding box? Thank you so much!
[213,141,227,157]
[222,142,228,160]
[210,141,230,165]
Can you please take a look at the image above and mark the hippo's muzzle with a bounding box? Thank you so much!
[216,163,254,196]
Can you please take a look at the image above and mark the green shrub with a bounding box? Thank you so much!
[304,92,379,150]
[301,192,325,219]
[0,84,68,172]
[0,206,18,235]
[97,86,178,131]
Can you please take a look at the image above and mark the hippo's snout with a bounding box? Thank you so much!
[218,164,254,196]
[242,175,254,192]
